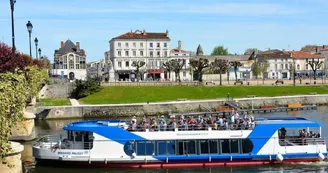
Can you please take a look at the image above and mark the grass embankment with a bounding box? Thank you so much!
[37,98,71,106]
[79,85,328,104]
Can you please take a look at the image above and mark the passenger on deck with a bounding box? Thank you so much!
[149,117,157,131]
[128,119,137,131]
[178,117,186,130]
[206,116,213,126]
[168,116,177,130]
[159,115,167,131]
[279,128,286,139]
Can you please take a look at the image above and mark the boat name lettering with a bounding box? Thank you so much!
[176,133,208,136]
[58,151,88,155]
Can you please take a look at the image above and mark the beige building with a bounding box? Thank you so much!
[109,30,171,81]
[52,40,87,80]
[257,50,325,79]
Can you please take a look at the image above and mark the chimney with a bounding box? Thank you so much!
[316,47,318,53]
[178,40,182,52]
[60,41,64,48]
[166,29,169,37]
[143,29,146,35]
[76,42,80,52]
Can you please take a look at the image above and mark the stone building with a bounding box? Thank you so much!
[169,40,192,81]
[52,40,87,80]
[108,30,171,81]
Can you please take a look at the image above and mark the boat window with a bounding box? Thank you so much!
[220,139,230,154]
[230,139,239,153]
[157,141,167,155]
[124,141,135,156]
[136,141,155,156]
[200,140,209,154]
[167,141,176,155]
[178,140,197,155]
[67,131,73,141]
[241,139,253,153]
[209,140,218,154]
[74,131,83,142]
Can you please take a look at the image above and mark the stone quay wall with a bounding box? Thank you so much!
[35,94,328,119]
[0,142,24,173]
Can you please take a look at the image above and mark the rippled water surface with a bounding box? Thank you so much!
[26,107,328,173]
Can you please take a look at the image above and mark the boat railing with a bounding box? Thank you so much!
[279,137,326,146]
[127,124,255,132]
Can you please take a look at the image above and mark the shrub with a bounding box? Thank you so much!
[71,78,103,99]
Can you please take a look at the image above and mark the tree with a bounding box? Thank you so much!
[71,78,103,99]
[0,43,48,161]
[259,59,270,84]
[210,59,228,85]
[131,61,146,82]
[307,58,323,80]
[211,45,229,56]
[171,59,185,82]
[251,59,261,85]
[229,61,242,82]
[163,61,174,80]
[40,56,52,71]
[189,58,209,82]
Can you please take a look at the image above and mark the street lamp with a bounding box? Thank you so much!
[10,0,16,50]
[26,21,33,57]
[38,48,42,59]
[34,37,38,59]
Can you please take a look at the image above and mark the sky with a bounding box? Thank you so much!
[0,0,328,62]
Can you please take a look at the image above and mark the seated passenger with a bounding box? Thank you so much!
[213,121,218,130]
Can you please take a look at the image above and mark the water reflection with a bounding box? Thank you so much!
[25,107,328,173]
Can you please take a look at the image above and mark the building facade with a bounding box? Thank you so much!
[169,40,192,81]
[86,60,105,79]
[257,50,325,79]
[109,30,171,81]
[52,40,87,80]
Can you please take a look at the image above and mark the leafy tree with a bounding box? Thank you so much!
[229,61,243,82]
[171,59,185,82]
[0,43,48,162]
[210,59,228,85]
[163,61,174,80]
[189,58,209,82]
[251,59,261,85]
[307,58,323,80]
[211,45,229,55]
[71,79,103,99]
[259,59,270,84]
[131,61,146,82]
[40,56,52,70]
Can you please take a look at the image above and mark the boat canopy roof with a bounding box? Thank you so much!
[255,117,322,127]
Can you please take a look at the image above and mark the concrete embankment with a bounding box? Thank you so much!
[35,94,328,119]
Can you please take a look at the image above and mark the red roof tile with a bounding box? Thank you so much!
[113,31,169,40]
[288,51,324,59]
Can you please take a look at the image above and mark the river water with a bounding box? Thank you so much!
[25,107,328,173]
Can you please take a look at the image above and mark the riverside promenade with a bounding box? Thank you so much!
[36,94,328,119]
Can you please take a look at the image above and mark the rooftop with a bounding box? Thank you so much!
[54,40,86,56]
[112,30,170,40]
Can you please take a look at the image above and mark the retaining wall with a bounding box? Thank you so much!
[35,94,328,119]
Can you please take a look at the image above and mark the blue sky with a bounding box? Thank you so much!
[0,0,328,62]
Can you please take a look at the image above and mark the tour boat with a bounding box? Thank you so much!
[33,116,327,168]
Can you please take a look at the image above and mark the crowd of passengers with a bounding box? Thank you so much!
[127,109,256,131]
[299,129,321,138]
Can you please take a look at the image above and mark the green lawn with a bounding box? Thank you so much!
[37,98,71,106]
[79,85,328,104]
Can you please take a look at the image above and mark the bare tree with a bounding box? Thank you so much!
[163,61,173,80]
[229,61,243,82]
[189,58,209,82]
[307,58,323,80]
[210,58,228,85]
[131,61,146,82]
[259,59,270,84]
[171,59,185,82]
